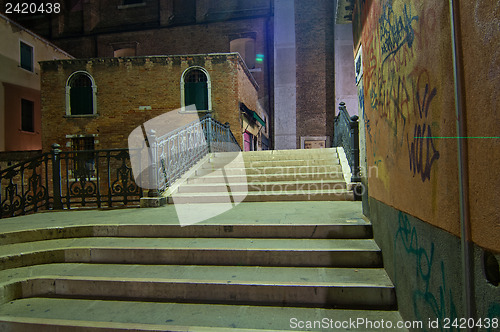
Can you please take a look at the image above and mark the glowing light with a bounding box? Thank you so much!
[256,54,264,62]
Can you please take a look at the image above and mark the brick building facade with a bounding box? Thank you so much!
[1,0,357,151]
[40,53,266,153]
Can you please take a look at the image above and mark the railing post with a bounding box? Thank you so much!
[206,113,212,152]
[224,122,231,151]
[349,115,361,182]
[51,143,63,210]
[147,129,160,197]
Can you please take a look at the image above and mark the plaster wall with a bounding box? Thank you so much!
[459,0,500,251]
[354,0,499,252]
[355,0,457,237]
[352,0,500,324]
[0,14,71,152]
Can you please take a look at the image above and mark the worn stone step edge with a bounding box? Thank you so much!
[195,166,343,176]
[168,190,355,203]
[0,267,396,308]
[177,181,348,193]
[0,298,408,332]
[205,159,340,167]
[186,172,345,183]
[0,223,374,246]
[0,238,382,271]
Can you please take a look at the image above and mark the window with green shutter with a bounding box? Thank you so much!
[184,69,208,111]
[20,42,33,72]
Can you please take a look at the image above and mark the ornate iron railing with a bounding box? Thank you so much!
[334,102,361,182]
[149,114,241,192]
[1,115,241,218]
[0,147,142,219]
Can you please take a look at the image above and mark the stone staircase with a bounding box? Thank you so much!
[168,148,355,204]
[0,149,405,331]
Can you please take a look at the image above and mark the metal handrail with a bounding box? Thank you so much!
[145,114,241,192]
[1,146,142,218]
[1,115,241,218]
[333,102,361,182]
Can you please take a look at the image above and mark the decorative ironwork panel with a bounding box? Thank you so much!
[0,154,50,218]
[153,114,240,191]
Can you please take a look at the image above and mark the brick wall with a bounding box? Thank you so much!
[40,53,255,152]
[294,0,335,147]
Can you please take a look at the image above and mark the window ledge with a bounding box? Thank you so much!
[19,130,37,135]
[178,109,213,114]
[64,114,99,118]
[117,2,146,9]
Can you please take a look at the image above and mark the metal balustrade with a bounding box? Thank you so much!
[150,114,241,192]
[1,114,241,218]
[333,102,361,182]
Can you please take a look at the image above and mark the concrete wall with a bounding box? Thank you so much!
[353,0,500,324]
[334,23,357,116]
[40,54,258,151]
[0,14,72,151]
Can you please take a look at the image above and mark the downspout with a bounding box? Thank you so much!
[449,0,474,324]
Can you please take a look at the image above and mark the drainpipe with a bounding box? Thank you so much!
[449,0,474,324]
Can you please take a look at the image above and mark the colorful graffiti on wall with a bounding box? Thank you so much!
[360,0,449,184]
[394,212,458,330]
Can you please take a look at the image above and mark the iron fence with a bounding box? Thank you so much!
[0,147,143,218]
[1,114,241,218]
[151,114,241,192]
[333,102,361,182]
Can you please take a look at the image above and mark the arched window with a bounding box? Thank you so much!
[181,67,212,112]
[66,71,97,116]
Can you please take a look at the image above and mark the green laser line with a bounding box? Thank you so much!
[414,137,500,139]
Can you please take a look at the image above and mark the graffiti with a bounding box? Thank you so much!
[407,80,440,182]
[369,83,378,110]
[394,212,458,330]
[379,1,419,63]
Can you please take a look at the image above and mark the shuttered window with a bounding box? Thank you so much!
[184,69,208,111]
[20,42,33,72]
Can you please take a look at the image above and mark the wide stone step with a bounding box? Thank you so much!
[0,298,408,331]
[177,180,347,193]
[205,158,340,168]
[187,172,345,184]
[169,189,354,203]
[195,165,343,176]
[0,221,374,246]
[0,237,381,270]
[0,264,396,309]
[213,148,338,159]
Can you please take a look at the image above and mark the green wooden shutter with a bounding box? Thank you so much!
[185,82,208,111]
[70,86,93,115]
[20,42,33,71]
